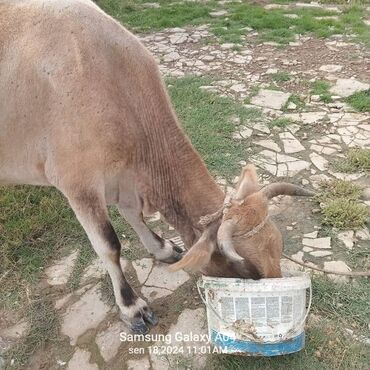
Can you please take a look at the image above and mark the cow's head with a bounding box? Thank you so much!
[170,164,314,279]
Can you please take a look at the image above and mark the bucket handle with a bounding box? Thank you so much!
[197,278,312,343]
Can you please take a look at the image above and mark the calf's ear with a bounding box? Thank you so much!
[234,164,260,201]
[169,223,217,272]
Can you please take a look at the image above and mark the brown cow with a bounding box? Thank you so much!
[0,0,313,333]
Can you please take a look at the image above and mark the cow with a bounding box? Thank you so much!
[0,0,313,334]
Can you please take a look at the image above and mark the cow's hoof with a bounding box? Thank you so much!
[157,240,184,264]
[143,307,159,326]
[130,317,149,334]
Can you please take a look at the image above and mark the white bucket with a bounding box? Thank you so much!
[197,271,311,356]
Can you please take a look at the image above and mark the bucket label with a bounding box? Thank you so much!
[210,290,307,341]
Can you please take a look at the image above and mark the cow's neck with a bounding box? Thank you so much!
[140,122,224,247]
[163,156,224,247]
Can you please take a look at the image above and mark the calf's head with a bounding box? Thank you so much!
[171,164,314,279]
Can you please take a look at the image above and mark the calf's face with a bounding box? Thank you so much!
[171,164,314,279]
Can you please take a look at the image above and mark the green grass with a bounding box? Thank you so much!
[95,0,215,31]
[269,117,294,128]
[272,71,292,83]
[168,77,261,178]
[311,80,333,103]
[346,89,370,112]
[315,180,368,229]
[95,0,370,47]
[283,94,306,111]
[312,277,370,334]
[0,186,86,309]
[316,179,363,202]
[334,148,370,173]
[321,198,368,229]
[4,298,60,369]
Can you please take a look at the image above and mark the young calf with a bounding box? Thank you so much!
[171,164,314,279]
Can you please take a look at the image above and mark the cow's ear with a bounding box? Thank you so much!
[234,164,260,201]
[169,223,218,272]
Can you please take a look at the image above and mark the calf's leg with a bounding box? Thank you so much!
[118,200,183,263]
[62,187,157,333]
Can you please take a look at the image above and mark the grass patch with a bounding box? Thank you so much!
[320,198,368,229]
[283,94,306,111]
[345,89,370,112]
[244,85,260,104]
[95,0,214,31]
[316,179,362,202]
[269,117,294,128]
[315,180,368,229]
[4,298,60,369]
[271,71,292,83]
[312,276,370,333]
[311,80,333,103]
[334,148,370,173]
[0,186,86,309]
[168,76,261,178]
[95,1,370,47]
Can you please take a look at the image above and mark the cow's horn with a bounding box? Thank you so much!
[261,183,315,199]
[217,219,244,262]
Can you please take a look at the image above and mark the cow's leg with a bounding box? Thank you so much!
[117,201,183,264]
[62,188,157,333]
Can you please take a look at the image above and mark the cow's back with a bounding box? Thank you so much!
[0,0,173,185]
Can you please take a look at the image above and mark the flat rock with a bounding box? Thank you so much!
[310,153,328,171]
[233,126,252,139]
[303,231,318,238]
[0,321,28,340]
[355,227,370,240]
[142,3,161,9]
[330,78,370,98]
[81,258,106,283]
[141,286,173,302]
[279,132,305,153]
[61,285,111,345]
[169,33,188,45]
[337,230,355,249]
[324,261,351,282]
[230,83,247,93]
[253,121,270,134]
[127,357,151,370]
[319,64,343,73]
[45,250,78,286]
[310,250,332,257]
[209,10,228,17]
[145,262,190,291]
[163,52,180,62]
[303,246,313,252]
[309,174,332,189]
[55,293,73,310]
[96,321,128,362]
[284,112,326,125]
[253,149,310,177]
[302,237,331,249]
[254,139,281,152]
[150,308,207,370]
[67,349,99,370]
[251,89,291,110]
[132,258,153,284]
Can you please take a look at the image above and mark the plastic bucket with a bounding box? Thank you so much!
[197,271,311,356]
